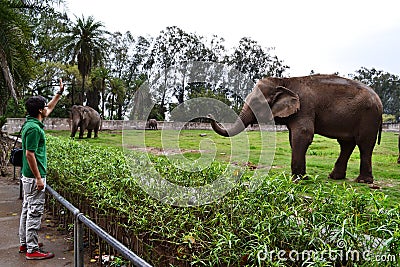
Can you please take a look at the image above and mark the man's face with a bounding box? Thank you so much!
[39,104,49,117]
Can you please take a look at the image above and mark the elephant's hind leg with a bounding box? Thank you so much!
[329,139,356,180]
[354,126,379,184]
[355,116,380,183]
[355,144,374,184]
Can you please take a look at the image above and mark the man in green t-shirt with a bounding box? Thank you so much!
[19,79,64,260]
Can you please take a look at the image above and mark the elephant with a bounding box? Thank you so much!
[70,105,101,139]
[147,119,158,130]
[208,74,383,184]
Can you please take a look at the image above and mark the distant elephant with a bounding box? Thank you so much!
[148,119,158,130]
[209,74,383,184]
[70,105,101,139]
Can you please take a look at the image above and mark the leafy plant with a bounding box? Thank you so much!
[46,133,400,266]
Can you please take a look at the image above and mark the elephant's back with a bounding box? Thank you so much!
[307,75,381,105]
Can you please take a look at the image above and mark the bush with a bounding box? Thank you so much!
[46,135,400,266]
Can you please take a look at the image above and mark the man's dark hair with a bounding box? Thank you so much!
[25,96,47,117]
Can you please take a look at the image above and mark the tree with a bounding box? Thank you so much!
[105,32,150,119]
[145,26,188,119]
[91,66,110,116]
[30,61,70,118]
[0,0,35,114]
[30,2,69,64]
[351,67,400,118]
[107,77,126,119]
[227,37,288,82]
[226,37,289,112]
[106,31,134,79]
[186,81,231,106]
[123,36,151,119]
[145,27,229,119]
[62,15,109,108]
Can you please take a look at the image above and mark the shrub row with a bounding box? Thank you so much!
[46,135,400,266]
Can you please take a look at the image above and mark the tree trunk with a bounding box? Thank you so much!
[117,104,122,120]
[0,47,18,103]
[86,88,100,112]
[101,78,106,118]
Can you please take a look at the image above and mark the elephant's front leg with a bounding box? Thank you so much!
[87,129,92,138]
[71,125,78,138]
[329,139,356,180]
[79,127,85,139]
[289,127,314,181]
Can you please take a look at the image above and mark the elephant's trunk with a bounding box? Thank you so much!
[209,105,256,137]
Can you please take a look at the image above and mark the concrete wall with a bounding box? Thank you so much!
[382,123,400,132]
[3,118,289,133]
[2,118,400,134]
[4,117,398,134]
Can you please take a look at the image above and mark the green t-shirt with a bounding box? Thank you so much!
[21,116,47,178]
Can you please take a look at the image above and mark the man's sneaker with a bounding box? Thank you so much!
[26,249,54,260]
[19,242,43,253]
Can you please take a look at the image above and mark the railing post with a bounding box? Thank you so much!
[74,213,84,267]
[46,185,152,267]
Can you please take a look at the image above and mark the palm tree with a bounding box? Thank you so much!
[63,15,109,107]
[0,0,34,111]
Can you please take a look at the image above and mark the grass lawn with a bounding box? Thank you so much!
[47,129,400,206]
[46,129,400,266]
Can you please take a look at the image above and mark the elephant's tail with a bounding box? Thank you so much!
[377,120,382,145]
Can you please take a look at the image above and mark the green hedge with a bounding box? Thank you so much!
[46,135,400,266]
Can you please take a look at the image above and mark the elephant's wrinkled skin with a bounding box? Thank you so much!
[209,74,383,184]
[70,105,101,139]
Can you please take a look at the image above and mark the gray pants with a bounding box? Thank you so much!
[19,176,46,253]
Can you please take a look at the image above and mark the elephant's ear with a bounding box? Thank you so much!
[270,86,300,118]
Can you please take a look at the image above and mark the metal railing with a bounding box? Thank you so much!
[46,185,152,267]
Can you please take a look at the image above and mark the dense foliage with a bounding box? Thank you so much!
[46,135,400,266]
[0,1,289,120]
[351,68,400,119]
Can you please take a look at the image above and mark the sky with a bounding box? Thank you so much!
[64,0,400,77]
